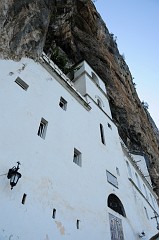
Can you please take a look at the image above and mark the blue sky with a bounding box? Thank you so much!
[94,0,159,128]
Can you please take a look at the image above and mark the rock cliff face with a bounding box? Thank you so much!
[1,0,159,195]
[0,0,54,59]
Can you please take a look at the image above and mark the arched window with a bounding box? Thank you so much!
[107,194,126,217]
[92,72,99,85]
[96,96,104,109]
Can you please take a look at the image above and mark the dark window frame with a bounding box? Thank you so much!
[37,118,48,139]
[73,148,82,167]
[59,97,67,110]
[15,77,29,91]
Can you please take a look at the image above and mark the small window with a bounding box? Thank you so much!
[143,184,149,201]
[100,124,105,145]
[73,148,82,167]
[37,118,48,139]
[150,193,155,208]
[126,161,132,178]
[106,170,118,188]
[144,207,149,219]
[108,123,112,129]
[52,208,56,219]
[116,167,120,176]
[76,219,80,229]
[15,77,29,90]
[92,72,99,85]
[154,198,157,208]
[97,99,102,108]
[135,173,141,190]
[59,97,67,110]
[22,193,27,204]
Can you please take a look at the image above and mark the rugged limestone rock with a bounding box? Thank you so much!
[0,0,159,195]
[0,0,54,60]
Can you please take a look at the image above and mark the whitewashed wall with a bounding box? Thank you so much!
[0,57,158,240]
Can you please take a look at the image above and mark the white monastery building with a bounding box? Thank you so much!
[0,53,158,240]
